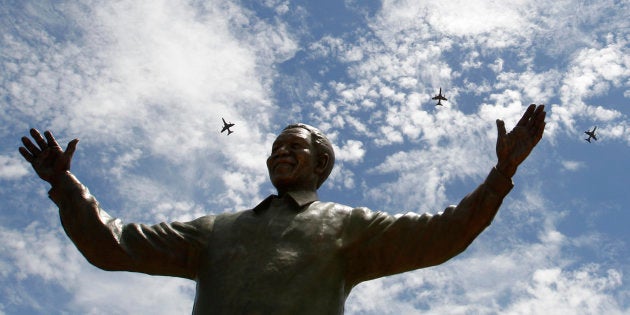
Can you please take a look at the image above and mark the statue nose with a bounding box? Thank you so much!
[277,145,290,154]
[271,145,290,159]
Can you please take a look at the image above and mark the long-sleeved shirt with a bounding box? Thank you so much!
[49,167,513,314]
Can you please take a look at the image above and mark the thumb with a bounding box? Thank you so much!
[496,119,506,139]
[65,138,79,159]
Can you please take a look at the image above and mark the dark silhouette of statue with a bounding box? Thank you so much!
[19,104,546,314]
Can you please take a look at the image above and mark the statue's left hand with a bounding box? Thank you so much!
[495,104,546,178]
[19,129,79,185]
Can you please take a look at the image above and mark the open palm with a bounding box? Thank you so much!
[495,104,546,178]
[19,129,79,184]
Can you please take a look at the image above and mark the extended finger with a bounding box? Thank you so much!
[18,146,34,163]
[44,130,61,148]
[21,136,40,155]
[525,105,543,131]
[30,128,47,151]
[536,105,546,122]
[535,122,546,143]
[527,105,540,127]
[516,104,536,127]
[496,119,507,139]
[529,106,546,134]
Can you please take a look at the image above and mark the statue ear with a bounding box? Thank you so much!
[315,153,329,175]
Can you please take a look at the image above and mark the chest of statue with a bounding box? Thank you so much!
[200,200,346,283]
[192,200,349,313]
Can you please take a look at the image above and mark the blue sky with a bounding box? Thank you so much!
[1,0,629,314]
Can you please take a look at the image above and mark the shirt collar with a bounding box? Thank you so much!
[252,190,319,214]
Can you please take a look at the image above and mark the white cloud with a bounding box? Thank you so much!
[374,261,626,315]
[0,222,81,283]
[2,0,298,220]
[328,0,630,147]
[561,160,584,172]
[0,155,29,180]
[505,266,625,315]
[69,272,194,314]
[2,0,296,174]
[367,136,494,212]
[489,58,504,74]
[549,37,629,137]
[109,148,143,179]
[376,0,539,49]
[0,180,197,315]
[495,70,562,105]
[335,139,366,164]
[563,42,630,101]
[326,165,357,191]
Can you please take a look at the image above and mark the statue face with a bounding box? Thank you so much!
[267,128,320,193]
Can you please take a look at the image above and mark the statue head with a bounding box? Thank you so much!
[266,123,335,193]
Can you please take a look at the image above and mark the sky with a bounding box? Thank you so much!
[0,0,629,314]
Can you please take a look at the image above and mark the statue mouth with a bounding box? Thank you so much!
[272,161,295,173]
[271,157,295,170]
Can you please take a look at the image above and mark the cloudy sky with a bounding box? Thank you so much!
[1,0,629,314]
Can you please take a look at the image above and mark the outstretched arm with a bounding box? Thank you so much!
[344,105,546,283]
[19,129,205,279]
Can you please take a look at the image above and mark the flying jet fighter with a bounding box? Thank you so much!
[432,87,447,106]
[221,118,235,135]
[584,126,597,143]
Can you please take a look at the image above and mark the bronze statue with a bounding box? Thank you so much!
[19,104,546,314]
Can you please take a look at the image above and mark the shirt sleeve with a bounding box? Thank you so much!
[342,167,513,285]
[48,171,212,280]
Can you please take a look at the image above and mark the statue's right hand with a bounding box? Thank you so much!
[19,129,79,185]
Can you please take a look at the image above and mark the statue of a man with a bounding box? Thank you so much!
[19,104,546,314]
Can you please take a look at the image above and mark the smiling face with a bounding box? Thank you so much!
[267,127,323,194]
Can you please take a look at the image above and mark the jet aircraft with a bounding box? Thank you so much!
[432,87,447,106]
[584,126,597,143]
[221,118,235,135]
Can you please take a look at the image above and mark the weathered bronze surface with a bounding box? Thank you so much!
[19,105,546,314]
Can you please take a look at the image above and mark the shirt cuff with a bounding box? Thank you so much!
[48,171,83,205]
[484,167,514,197]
